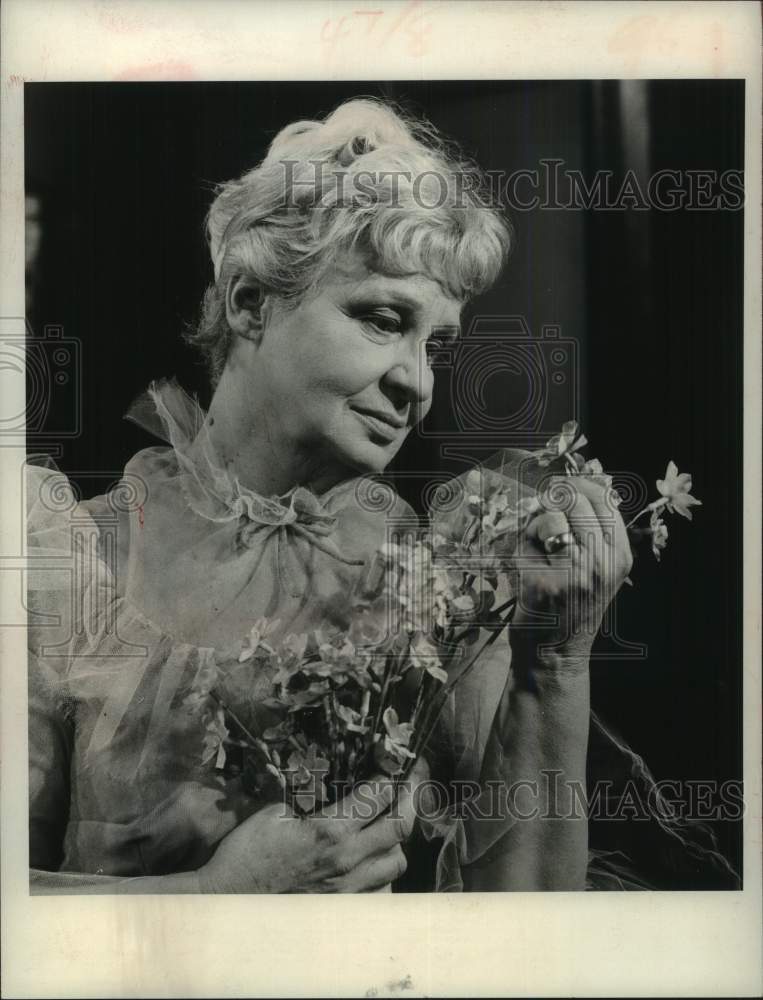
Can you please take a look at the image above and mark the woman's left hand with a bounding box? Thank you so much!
[509,474,633,660]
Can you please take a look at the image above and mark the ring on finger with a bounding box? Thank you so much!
[543,530,577,555]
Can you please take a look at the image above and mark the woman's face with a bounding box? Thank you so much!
[231,254,463,483]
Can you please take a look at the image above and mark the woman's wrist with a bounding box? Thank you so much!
[509,626,592,688]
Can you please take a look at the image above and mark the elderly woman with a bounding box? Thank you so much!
[27,99,632,893]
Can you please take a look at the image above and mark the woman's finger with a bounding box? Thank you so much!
[539,478,600,546]
[339,757,429,862]
[343,844,408,893]
[321,780,418,880]
[317,772,396,830]
[549,476,632,575]
[564,476,621,538]
[337,805,412,871]
[574,478,633,572]
[526,510,570,551]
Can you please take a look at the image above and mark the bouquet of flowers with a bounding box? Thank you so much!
[187,423,702,814]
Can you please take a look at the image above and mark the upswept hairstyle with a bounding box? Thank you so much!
[186,98,511,384]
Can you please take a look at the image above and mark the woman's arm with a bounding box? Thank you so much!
[461,642,590,891]
[462,475,631,891]
[28,652,202,894]
[30,786,419,895]
[30,868,203,893]
[30,645,428,896]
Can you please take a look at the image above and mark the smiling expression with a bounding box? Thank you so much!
[235,254,464,484]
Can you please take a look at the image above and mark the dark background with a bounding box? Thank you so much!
[25,80,744,888]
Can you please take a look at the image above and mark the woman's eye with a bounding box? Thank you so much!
[362,311,402,335]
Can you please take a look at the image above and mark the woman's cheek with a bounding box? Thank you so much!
[409,394,433,429]
[329,362,386,398]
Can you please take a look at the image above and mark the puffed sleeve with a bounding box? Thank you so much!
[28,648,72,870]
[25,461,77,872]
[25,460,130,891]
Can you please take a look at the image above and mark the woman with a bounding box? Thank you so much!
[26,98,632,892]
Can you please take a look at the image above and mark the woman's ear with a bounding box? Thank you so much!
[225,275,270,342]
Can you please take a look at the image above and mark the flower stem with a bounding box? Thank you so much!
[394,602,516,793]
[371,647,396,738]
[625,497,668,531]
[442,607,513,698]
[210,688,297,812]
[411,671,427,728]
[209,689,263,753]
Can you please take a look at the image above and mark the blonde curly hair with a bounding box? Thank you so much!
[186,97,511,384]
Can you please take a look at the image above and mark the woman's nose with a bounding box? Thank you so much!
[381,346,434,408]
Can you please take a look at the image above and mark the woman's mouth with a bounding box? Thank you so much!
[350,406,404,443]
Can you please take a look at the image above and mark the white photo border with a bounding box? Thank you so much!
[1,1,761,996]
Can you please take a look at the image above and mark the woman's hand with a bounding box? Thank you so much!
[197,758,429,893]
[510,475,633,662]
[471,475,627,890]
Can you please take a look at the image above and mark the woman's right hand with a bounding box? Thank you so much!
[197,759,428,893]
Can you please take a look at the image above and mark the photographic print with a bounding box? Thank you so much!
[2,2,761,997]
[22,75,744,894]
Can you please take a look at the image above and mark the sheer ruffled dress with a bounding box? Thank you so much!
[30,380,720,893]
[28,380,523,892]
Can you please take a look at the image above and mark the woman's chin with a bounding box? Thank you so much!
[336,438,400,476]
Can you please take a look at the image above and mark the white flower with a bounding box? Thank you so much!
[239,617,281,661]
[656,461,703,520]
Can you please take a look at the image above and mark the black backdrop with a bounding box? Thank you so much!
[25,80,744,887]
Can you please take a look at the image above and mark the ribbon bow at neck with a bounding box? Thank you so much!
[125,379,363,568]
[236,485,363,566]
